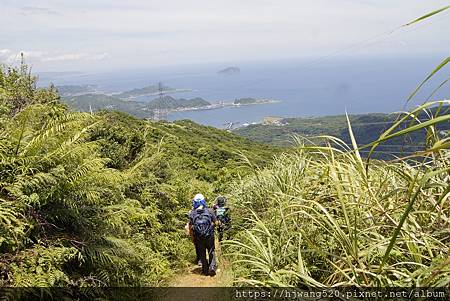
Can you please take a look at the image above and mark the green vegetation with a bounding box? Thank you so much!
[57,85,97,96]
[233,98,259,105]
[1,62,448,291]
[117,84,178,99]
[146,96,210,111]
[0,63,277,288]
[226,101,450,286]
[235,111,449,159]
[64,93,152,118]
[1,8,448,291]
[225,7,450,286]
[63,94,212,119]
[233,98,277,105]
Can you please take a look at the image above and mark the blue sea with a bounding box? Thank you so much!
[38,57,449,128]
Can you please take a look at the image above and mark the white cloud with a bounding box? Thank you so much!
[0,49,111,64]
[20,6,61,16]
[0,49,19,64]
[1,0,449,71]
[41,52,110,62]
[0,49,10,54]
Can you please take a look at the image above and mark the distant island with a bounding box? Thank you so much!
[233,97,278,105]
[116,84,192,99]
[57,85,99,96]
[57,83,192,100]
[63,93,212,118]
[218,66,240,75]
[59,83,279,119]
[145,96,211,111]
[62,94,279,118]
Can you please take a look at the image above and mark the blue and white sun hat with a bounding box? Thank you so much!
[192,193,207,209]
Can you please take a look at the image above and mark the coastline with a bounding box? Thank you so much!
[112,88,194,99]
[162,99,281,114]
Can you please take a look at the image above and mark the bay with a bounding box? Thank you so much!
[38,57,449,128]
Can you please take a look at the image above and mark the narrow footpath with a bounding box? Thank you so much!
[170,241,232,287]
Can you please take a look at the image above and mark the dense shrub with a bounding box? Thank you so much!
[226,103,449,286]
[0,64,276,287]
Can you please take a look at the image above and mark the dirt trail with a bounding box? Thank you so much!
[170,240,232,287]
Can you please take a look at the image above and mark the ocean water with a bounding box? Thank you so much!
[38,57,449,128]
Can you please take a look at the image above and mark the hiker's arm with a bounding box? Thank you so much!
[210,210,219,226]
[187,212,195,241]
[189,225,195,241]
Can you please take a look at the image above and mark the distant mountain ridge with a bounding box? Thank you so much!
[62,92,211,118]
[145,96,211,110]
[57,83,211,117]
[116,84,178,99]
[234,107,450,159]
[57,83,190,100]
[64,93,149,118]
[57,85,98,96]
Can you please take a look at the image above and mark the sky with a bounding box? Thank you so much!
[0,0,449,72]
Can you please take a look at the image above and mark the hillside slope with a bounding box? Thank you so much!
[0,64,278,289]
[227,102,450,286]
[235,110,449,159]
[93,111,277,191]
[64,93,150,118]
[146,96,210,111]
[62,94,213,119]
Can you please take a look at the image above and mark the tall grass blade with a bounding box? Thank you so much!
[403,6,450,26]
[407,57,450,102]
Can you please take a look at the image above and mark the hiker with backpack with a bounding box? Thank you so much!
[213,196,231,242]
[188,193,218,276]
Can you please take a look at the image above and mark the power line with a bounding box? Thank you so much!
[197,11,450,99]
[161,11,450,127]
[285,11,450,73]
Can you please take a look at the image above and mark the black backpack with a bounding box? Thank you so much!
[192,209,213,238]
